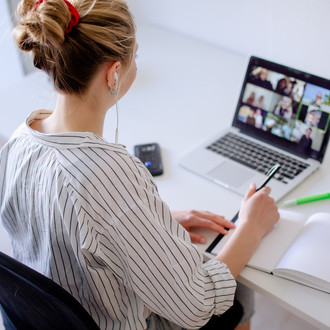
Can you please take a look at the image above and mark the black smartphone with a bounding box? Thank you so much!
[134,143,163,176]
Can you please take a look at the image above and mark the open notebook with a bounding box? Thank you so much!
[201,210,330,294]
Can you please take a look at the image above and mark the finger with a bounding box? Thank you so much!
[203,215,235,229]
[186,212,227,228]
[262,186,271,194]
[256,186,271,197]
[189,232,207,244]
[193,218,232,235]
[244,182,256,200]
[194,211,234,228]
[221,220,236,229]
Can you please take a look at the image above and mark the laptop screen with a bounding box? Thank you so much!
[232,56,330,162]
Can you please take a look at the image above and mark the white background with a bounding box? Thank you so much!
[126,0,330,79]
[2,0,330,87]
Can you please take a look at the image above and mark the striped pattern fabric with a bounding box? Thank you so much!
[0,110,236,330]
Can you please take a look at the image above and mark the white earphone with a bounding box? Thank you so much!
[114,72,119,90]
[113,71,119,144]
[109,72,119,96]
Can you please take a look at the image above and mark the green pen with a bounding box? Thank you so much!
[284,192,330,207]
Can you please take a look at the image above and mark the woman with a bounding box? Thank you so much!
[0,0,279,329]
[273,96,293,119]
[244,92,256,106]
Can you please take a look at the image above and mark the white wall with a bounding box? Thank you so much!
[0,0,24,89]
[127,0,330,79]
[3,0,330,82]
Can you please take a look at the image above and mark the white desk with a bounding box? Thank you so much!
[0,24,329,329]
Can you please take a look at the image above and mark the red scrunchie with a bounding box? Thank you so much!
[32,0,79,35]
[63,0,79,34]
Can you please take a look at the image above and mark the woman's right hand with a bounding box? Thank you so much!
[238,183,279,240]
[215,183,279,278]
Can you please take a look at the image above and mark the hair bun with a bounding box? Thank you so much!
[14,0,73,51]
[12,0,135,94]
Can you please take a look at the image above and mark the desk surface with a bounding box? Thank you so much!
[0,24,329,329]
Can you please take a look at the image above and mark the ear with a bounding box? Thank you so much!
[106,61,121,91]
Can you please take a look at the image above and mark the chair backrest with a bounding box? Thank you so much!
[0,251,99,330]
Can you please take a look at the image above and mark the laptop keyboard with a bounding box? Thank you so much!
[206,132,309,184]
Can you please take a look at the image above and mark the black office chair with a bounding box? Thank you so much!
[0,251,100,330]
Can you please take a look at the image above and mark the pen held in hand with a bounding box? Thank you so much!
[256,163,281,191]
[231,164,281,223]
[206,164,281,253]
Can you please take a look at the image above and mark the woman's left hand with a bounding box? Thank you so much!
[171,210,235,244]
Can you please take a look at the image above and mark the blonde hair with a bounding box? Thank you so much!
[14,0,135,93]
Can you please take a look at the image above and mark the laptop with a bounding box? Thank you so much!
[179,56,330,202]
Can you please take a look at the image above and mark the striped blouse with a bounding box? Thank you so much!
[0,110,236,330]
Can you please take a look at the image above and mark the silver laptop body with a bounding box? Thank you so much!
[179,56,330,202]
